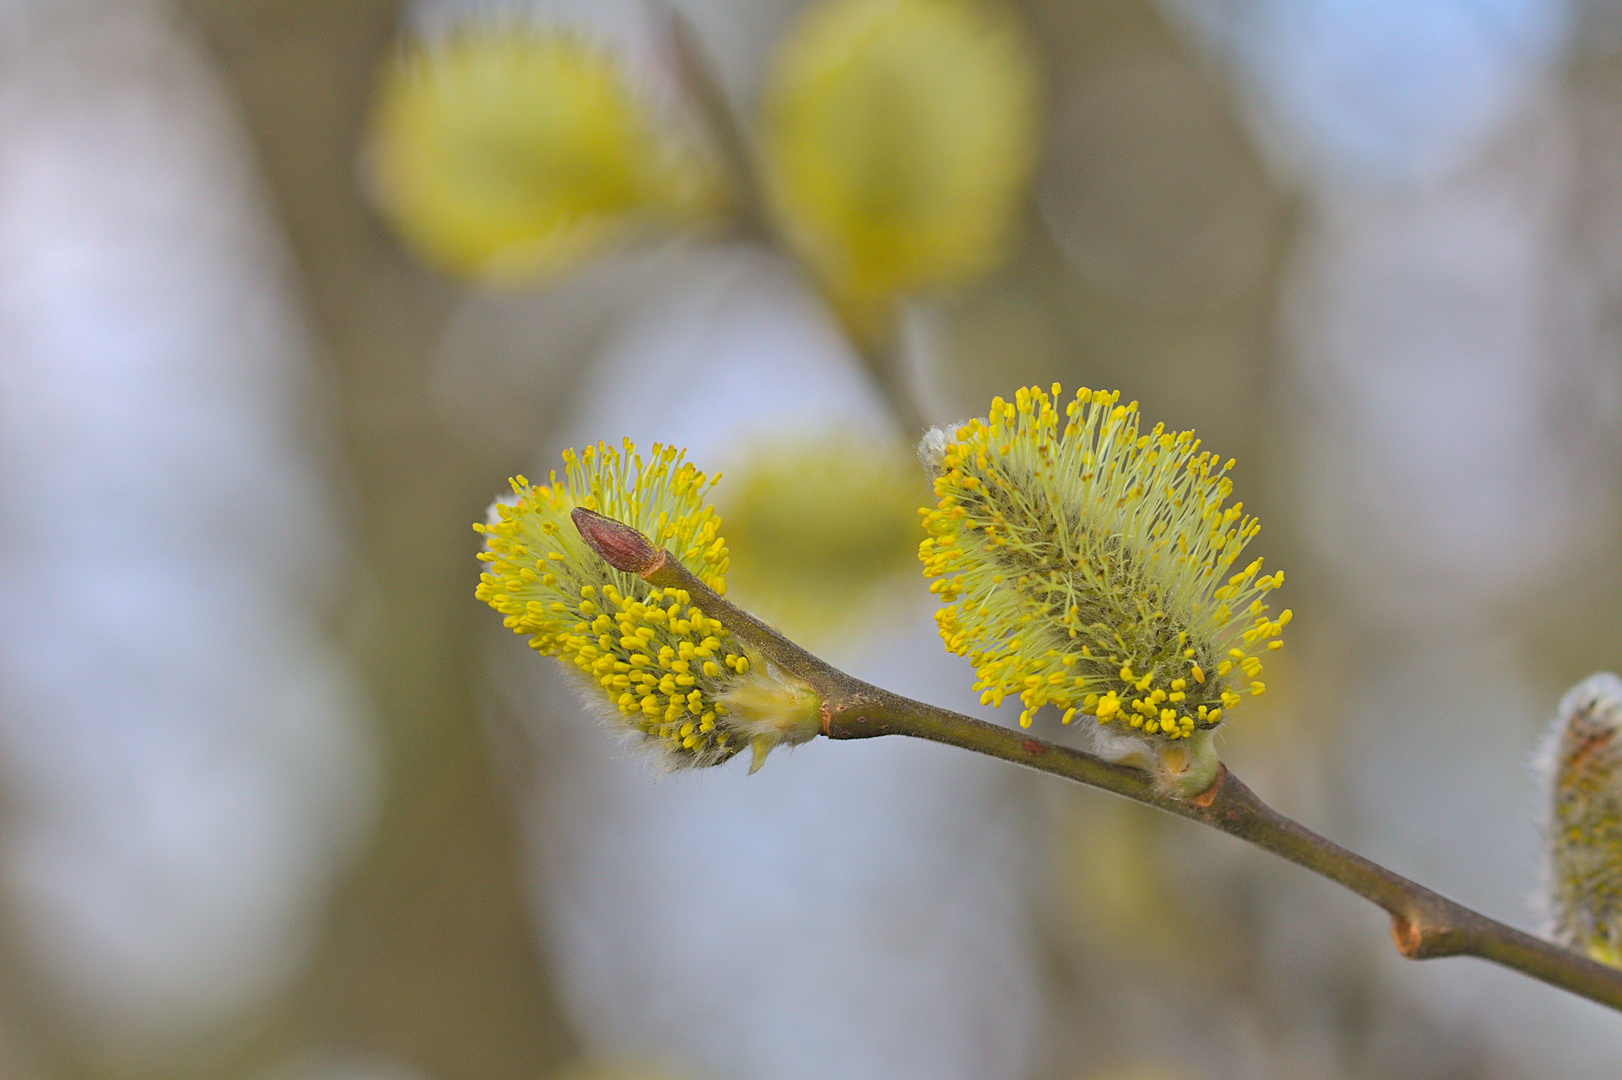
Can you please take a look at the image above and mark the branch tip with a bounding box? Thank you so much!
[571,507,666,576]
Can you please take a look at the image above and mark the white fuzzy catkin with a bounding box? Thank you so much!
[1535,673,1622,965]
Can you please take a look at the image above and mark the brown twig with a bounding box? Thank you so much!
[572,507,1622,1013]
[659,4,773,241]
[654,11,925,433]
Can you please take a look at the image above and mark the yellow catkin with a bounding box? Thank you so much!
[918,385,1289,741]
[474,440,749,765]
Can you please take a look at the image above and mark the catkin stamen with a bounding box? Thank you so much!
[919,385,1289,738]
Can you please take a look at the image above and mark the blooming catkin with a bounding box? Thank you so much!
[475,441,756,766]
[918,385,1290,743]
[1538,673,1622,966]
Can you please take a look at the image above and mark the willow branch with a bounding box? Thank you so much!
[571,507,1622,1013]
[661,5,773,242]
[657,11,923,432]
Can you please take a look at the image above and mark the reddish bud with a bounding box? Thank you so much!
[572,506,665,576]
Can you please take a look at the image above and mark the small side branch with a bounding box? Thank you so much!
[660,5,774,241]
[573,509,1622,1013]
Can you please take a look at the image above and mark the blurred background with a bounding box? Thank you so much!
[3,0,1622,1078]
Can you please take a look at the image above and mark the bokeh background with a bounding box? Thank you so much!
[3,0,1622,1078]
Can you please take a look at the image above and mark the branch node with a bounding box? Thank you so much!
[1390,914,1423,958]
[1189,763,1228,808]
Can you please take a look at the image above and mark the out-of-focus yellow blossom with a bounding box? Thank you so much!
[366,29,727,284]
[918,386,1288,757]
[1538,673,1622,966]
[475,442,818,770]
[720,438,923,644]
[760,0,1039,340]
